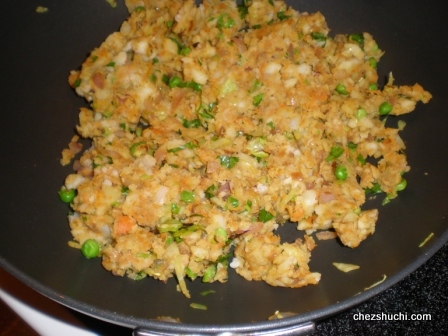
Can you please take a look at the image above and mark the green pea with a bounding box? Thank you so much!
[215,227,228,241]
[311,32,326,43]
[202,264,217,282]
[334,165,348,180]
[135,127,143,137]
[238,2,249,19]
[356,108,367,119]
[258,208,274,223]
[204,184,217,199]
[218,155,239,169]
[366,182,382,194]
[277,11,291,21]
[368,83,378,90]
[216,13,235,29]
[165,235,174,245]
[58,188,76,203]
[129,141,147,158]
[252,150,269,158]
[356,154,366,166]
[121,186,130,195]
[184,80,202,91]
[133,6,145,12]
[181,118,201,128]
[347,142,357,150]
[73,78,81,88]
[253,93,264,106]
[134,271,147,280]
[379,102,392,115]
[180,190,195,203]
[180,47,191,56]
[335,83,349,95]
[158,219,183,233]
[349,33,364,47]
[245,200,253,212]
[396,178,407,191]
[368,57,377,68]
[81,239,100,259]
[171,203,181,214]
[168,76,182,88]
[185,267,197,280]
[326,145,344,162]
[227,196,239,208]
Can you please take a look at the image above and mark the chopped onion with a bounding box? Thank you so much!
[155,186,169,205]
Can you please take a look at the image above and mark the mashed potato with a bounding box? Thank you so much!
[62,0,431,297]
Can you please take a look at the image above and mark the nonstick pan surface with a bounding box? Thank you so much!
[1,0,447,334]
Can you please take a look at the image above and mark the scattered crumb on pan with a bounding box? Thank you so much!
[268,311,297,320]
[36,6,48,13]
[190,303,207,310]
[364,274,387,291]
[333,262,360,273]
[419,232,434,247]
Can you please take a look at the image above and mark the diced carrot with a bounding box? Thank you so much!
[113,215,136,236]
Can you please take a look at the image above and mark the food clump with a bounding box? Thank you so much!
[61,0,431,297]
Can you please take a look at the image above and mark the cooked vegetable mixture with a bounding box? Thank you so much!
[61,0,431,297]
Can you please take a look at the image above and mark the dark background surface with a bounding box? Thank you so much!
[314,242,448,335]
[0,0,447,334]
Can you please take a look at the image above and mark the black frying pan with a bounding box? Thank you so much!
[1,0,447,334]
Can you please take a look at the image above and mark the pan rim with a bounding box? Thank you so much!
[1,230,447,333]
